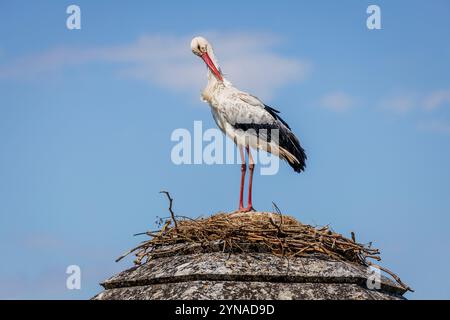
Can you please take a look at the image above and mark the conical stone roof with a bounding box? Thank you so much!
[93,243,406,300]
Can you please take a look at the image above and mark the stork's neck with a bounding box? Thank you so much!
[206,47,222,83]
[202,76,220,103]
[201,47,231,103]
[207,69,219,83]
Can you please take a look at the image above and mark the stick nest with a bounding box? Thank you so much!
[117,193,412,292]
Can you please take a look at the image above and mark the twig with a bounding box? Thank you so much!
[272,202,284,228]
[159,190,178,230]
[115,241,150,263]
[367,261,414,292]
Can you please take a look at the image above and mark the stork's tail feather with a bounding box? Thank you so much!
[263,104,306,173]
[279,128,307,173]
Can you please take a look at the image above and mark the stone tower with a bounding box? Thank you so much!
[93,243,407,300]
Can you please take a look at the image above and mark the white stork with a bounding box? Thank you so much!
[191,36,307,212]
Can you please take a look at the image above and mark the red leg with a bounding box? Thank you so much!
[246,146,255,212]
[238,146,246,211]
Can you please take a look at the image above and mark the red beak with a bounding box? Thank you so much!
[201,52,223,81]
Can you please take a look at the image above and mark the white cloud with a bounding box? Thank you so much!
[380,94,417,114]
[418,120,450,135]
[380,91,450,136]
[381,89,450,114]
[423,89,450,110]
[319,91,355,112]
[0,32,310,100]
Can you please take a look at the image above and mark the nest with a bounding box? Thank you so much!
[117,192,412,292]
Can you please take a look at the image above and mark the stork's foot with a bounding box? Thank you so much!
[237,206,256,213]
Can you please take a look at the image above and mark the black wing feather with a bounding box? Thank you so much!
[264,104,291,129]
[234,105,307,173]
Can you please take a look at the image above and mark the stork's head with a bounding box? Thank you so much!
[191,36,223,82]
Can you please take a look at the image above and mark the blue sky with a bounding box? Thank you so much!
[1,0,449,299]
